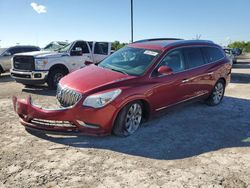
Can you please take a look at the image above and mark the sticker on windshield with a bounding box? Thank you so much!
[144,50,158,56]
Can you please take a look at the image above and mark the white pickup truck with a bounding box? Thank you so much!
[11,40,112,89]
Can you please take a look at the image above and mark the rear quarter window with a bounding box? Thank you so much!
[202,47,225,63]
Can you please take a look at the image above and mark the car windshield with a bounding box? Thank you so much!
[57,42,72,53]
[0,48,7,55]
[98,47,160,76]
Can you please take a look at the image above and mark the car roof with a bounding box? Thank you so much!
[9,45,40,48]
[129,39,217,51]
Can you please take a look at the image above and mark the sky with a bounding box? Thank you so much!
[0,0,250,48]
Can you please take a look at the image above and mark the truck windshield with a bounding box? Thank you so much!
[57,43,72,53]
[44,42,68,51]
[98,47,160,76]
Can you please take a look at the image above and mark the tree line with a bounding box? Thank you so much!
[111,40,250,53]
[112,41,128,51]
[228,41,250,53]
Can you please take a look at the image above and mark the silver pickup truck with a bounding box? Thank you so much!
[0,46,40,76]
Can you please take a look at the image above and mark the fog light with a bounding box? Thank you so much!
[76,120,100,129]
[34,73,42,78]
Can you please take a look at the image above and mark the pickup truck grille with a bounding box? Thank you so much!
[56,85,82,107]
[13,56,35,71]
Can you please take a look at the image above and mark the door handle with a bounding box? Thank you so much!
[208,72,214,75]
[182,78,190,83]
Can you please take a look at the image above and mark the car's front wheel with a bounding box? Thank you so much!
[206,80,225,106]
[113,101,143,137]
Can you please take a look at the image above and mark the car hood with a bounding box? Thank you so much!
[60,65,135,93]
[15,51,68,58]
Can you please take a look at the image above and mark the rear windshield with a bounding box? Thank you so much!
[99,47,160,76]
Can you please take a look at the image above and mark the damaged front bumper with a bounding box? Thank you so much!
[12,96,116,136]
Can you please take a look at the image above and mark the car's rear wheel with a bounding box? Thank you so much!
[47,69,66,90]
[113,101,143,137]
[206,80,225,106]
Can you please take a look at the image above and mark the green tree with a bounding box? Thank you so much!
[112,41,127,51]
[228,41,250,53]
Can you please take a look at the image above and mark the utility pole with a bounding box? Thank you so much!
[131,0,134,43]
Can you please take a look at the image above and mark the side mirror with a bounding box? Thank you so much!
[3,52,11,56]
[158,65,173,76]
[70,47,82,56]
[84,60,93,65]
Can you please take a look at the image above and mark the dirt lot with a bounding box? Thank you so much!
[0,62,250,188]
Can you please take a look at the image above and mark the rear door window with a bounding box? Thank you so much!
[94,42,109,55]
[202,47,225,63]
[184,47,205,69]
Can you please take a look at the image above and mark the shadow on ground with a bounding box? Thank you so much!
[233,61,250,69]
[22,85,56,96]
[231,61,250,84]
[0,73,14,83]
[28,96,250,160]
[231,73,250,84]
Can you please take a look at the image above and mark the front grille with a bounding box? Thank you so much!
[56,85,82,107]
[13,56,35,71]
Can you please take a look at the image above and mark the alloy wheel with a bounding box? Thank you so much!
[125,103,142,134]
[213,82,224,104]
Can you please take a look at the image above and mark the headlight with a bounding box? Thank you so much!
[83,89,122,108]
[35,59,48,70]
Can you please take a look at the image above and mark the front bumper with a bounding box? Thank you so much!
[10,69,49,84]
[12,96,117,136]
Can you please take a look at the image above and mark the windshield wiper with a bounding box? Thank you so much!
[111,68,128,75]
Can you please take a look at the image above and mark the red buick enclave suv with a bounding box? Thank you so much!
[13,39,232,136]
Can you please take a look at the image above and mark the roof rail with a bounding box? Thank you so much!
[133,38,183,43]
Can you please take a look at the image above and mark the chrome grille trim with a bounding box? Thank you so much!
[31,119,75,127]
[56,84,82,108]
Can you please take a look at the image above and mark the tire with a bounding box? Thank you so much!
[206,80,225,106]
[113,101,143,137]
[47,68,67,90]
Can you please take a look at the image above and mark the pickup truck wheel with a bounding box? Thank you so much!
[113,101,143,137]
[47,69,66,89]
[206,80,225,106]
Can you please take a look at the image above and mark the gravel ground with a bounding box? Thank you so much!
[0,62,250,188]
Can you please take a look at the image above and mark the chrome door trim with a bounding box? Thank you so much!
[155,92,208,112]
